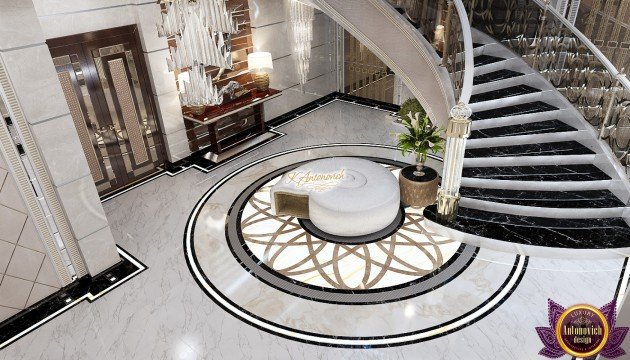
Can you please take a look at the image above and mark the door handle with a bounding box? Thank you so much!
[96,124,116,134]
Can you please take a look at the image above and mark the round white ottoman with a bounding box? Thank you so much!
[270,157,400,236]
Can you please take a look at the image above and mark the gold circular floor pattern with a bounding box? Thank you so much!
[239,164,462,291]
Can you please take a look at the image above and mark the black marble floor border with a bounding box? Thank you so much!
[266,92,400,129]
[0,246,147,350]
[101,93,400,203]
[183,144,528,348]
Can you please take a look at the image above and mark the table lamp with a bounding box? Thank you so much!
[248,52,273,92]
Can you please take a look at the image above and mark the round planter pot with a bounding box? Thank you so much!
[399,165,440,207]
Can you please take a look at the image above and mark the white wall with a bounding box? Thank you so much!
[249,0,339,121]
[0,0,121,277]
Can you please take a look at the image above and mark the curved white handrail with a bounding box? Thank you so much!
[531,0,630,88]
[454,0,474,104]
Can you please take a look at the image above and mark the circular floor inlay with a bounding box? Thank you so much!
[185,145,527,347]
[227,159,477,304]
[297,210,404,246]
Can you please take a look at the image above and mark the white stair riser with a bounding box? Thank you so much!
[459,197,626,219]
[466,131,587,149]
[463,154,597,167]
[460,178,612,191]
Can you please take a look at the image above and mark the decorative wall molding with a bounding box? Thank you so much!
[0,71,69,285]
[0,59,87,282]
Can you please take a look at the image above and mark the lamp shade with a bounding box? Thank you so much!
[248,52,274,73]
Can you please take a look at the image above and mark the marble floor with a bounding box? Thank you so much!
[1,100,628,359]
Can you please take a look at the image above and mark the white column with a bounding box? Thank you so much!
[436,102,472,221]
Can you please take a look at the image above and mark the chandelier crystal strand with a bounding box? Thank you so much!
[289,0,315,85]
[157,0,241,107]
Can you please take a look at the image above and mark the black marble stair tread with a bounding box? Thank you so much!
[469,120,577,139]
[473,69,524,85]
[460,187,625,208]
[462,164,611,181]
[474,54,505,67]
[470,85,540,103]
[424,205,630,249]
[465,141,594,158]
[473,42,484,48]
[471,101,559,120]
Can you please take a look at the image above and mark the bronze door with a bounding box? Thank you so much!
[48,26,165,196]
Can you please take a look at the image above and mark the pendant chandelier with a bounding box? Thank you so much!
[288,0,315,86]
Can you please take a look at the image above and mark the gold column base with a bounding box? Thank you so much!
[253,73,270,92]
[436,190,461,222]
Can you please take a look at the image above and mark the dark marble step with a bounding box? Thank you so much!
[462,164,611,181]
[471,101,559,120]
[460,187,625,208]
[473,69,525,85]
[424,205,630,249]
[473,42,484,48]
[465,141,594,158]
[474,54,505,67]
[469,120,577,139]
[470,85,540,103]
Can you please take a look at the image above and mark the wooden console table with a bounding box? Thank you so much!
[182,89,281,161]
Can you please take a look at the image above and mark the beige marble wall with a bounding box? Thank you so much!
[249,0,339,121]
[0,150,62,322]
[0,0,120,277]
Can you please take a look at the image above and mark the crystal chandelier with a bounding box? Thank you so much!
[157,0,241,109]
[179,62,223,108]
[288,0,314,86]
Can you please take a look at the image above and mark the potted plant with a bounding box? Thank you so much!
[395,111,444,176]
[394,110,445,207]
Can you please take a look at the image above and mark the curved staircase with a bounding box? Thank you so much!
[313,0,630,257]
[424,29,630,258]
[311,0,456,126]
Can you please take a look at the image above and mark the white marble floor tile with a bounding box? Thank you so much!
[1,101,625,359]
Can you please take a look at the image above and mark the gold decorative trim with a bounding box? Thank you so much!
[446,118,471,138]
[57,72,105,182]
[108,58,150,165]
[436,189,461,220]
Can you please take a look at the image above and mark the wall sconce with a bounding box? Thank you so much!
[248,52,274,92]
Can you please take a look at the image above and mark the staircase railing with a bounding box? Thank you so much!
[443,0,474,103]
[466,0,630,172]
[388,0,474,220]
[388,0,473,104]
